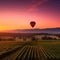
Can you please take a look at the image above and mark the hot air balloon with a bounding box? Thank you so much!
[30,21,36,28]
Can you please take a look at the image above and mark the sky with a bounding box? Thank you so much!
[0,0,60,31]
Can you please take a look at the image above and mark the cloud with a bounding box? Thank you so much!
[0,0,48,12]
[27,0,48,12]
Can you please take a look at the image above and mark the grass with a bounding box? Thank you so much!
[0,40,60,60]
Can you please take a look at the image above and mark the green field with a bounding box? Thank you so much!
[0,40,60,60]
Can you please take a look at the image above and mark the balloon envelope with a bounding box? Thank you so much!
[30,21,36,28]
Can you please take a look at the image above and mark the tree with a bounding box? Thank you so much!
[42,36,53,40]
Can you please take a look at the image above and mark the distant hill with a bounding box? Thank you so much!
[4,27,60,34]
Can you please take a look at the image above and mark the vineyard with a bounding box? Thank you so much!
[0,40,60,60]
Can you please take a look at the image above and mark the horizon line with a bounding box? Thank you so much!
[0,27,60,32]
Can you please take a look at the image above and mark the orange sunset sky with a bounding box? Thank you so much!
[0,0,60,31]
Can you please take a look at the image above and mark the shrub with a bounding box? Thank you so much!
[31,37,38,42]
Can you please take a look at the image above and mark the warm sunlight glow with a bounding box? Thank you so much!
[0,0,60,31]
